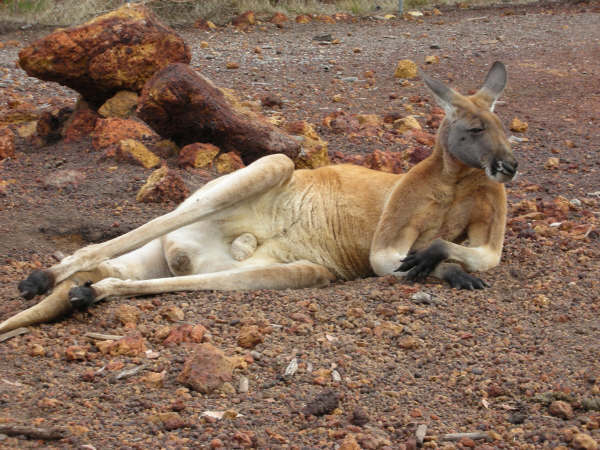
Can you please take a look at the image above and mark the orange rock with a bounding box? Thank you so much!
[510,117,528,132]
[0,127,16,160]
[316,15,336,24]
[232,11,255,29]
[116,139,161,168]
[295,15,312,24]
[136,165,189,204]
[96,334,147,356]
[237,325,263,349]
[92,117,159,152]
[18,4,190,105]
[195,18,217,30]
[163,324,207,345]
[177,343,235,393]
[364,150,404,174]
[98,91,139,118]
[215,151,245,174]
[270,13,288,25]
[178,142,220,169]
[115,304,141,326]
[65,345,88,361]
[62,100,99,143]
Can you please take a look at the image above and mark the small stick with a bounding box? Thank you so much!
[114,365,146,381]
[441,431,491,441]
[0,424,66,440]
[466,16,488,21]
[0,327,29,343]
[85,332,124,341]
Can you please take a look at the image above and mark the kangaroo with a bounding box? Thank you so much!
[0,62,517,333]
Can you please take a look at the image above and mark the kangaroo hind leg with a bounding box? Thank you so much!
[18,154,295,297]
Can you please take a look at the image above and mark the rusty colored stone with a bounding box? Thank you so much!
[177,343,234,393]
[18,4,190,105]
[0,127,16,160]
[98,91,139,118]
[163,324,207,345]
[136,165,189,204]
[96,334,147,356]
[178,142,220,169]
[137,63,300,163]
[92,117,159,152]
[62,99,99,143]
[215,151,245,174]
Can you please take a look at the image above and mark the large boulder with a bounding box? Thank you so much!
[137,63,301,164]
[18,4,190,106]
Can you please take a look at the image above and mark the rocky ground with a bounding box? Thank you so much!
[0,1,599,448]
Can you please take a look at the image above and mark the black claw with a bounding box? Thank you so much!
[69,281,97,310]
[18,270,54,299]
[396,242,448,281]
[443,266,488,290]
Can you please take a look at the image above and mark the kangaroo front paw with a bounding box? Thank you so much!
[18,270,55,299]
[69,281,97,310]
[396,241,448,282]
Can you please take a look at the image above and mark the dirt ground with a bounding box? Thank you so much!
[0,1,599,448]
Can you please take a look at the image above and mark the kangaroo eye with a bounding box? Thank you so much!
[468,127,484,134]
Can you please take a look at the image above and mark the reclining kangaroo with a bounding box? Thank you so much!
[0,62,517,333]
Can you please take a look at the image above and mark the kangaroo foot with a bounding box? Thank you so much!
[69,281,97,310]
[443,266,489,290]
[18,270,55,300]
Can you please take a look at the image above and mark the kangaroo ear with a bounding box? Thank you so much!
[420,70,457,115]
[476,61,507,112]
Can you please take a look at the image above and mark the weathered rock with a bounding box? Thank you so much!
[92,117,158,153]
[237,325,263,349]
[65,345,88,361]
[177,343,235,393]
[549,400,574,420]
[16,121,37,138]
[510,117,528,132]
[18,4,190,105]
[270,13,288,25]
[178,142,220,169]
[339,434,361,450]
[98,91,139,118]
[572,433,598,450]
[302,390,339,416]
[425,55,440,64]
[0,127,16,159]
[295,15,312,24]
[232,11,255,30]
[394,116,422,133]
[316,15,336,24]
[364,150,404,174]
[136,165,189,204]
[160,305,185,322]
[394,59,418,79]
[137,63,300,163]
[62,100,99,143]
[215,152,245,174]
[163,324,207,345]
[115,304,141,326]
[142,371,165,388]
[284,120,329,169]
[147,411,187,430]
[113,139,161,168]
[194,18,217,31]
[96,334,147,356]
[36,106,73,145]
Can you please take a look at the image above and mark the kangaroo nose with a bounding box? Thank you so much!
[498,159,518,177]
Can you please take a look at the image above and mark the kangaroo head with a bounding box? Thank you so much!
[422,62,518,183]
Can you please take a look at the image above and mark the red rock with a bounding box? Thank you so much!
[96,334,147,356]
[194,18,217,31]
[549,400,574,419]
[215,151,245,174]
[136,165,189,204]
[178,143,220,169]
[237,325,263,349]
[18,4,190,105]
[115,305,141,326]
[92,117,159,152]
[364,150,404,174]
[0,127,16,159]
[65,345,88,361]
[138,64,300,163]
[36,106,73,145]
[177,343,234,393]
[163,324,207,345]
[232,11,255,30]
[270,13,288,25]
[62,100,99,143]
[409,129,436,147]
[295,15,312,24]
